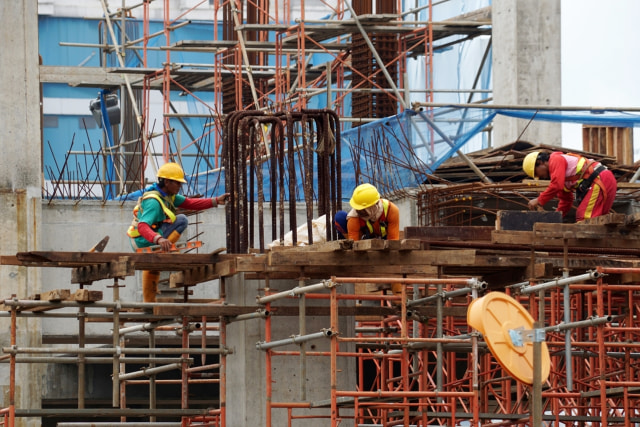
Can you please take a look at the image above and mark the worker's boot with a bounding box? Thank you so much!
[390,282,404,306]
[391,282,403,295]
[142,270,160,303]
[142,232,181,305]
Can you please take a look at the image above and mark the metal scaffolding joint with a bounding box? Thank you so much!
[509,327,546,347]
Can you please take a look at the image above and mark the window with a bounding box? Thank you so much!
[43,115,59,128]
[79,117,97,129]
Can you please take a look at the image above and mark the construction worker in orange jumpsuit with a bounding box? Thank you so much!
[347,183,402,295]
[346,183,400,241]
[127,162,229,302]
[522,151,617,222]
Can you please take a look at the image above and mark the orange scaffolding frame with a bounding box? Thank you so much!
[1,276,227,427]
[255,269,640,426]
[129,0,443,178]
[4,249,640,425]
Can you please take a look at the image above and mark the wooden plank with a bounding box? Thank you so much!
[491,230,537,246]
[386,239,423,251]
[214,259,238,277]
[495,210,562,231]
[405,226,493,242]
[19,293,68,313]
[71,263,109,283]
[236,255,267,272]
[624,213,640,226]
[352,239,387,251]
[534,223,640,240]
[269,240,353,252]
[582,125,633,165]
[170,259,238,287]
[354,283,379,294]
[471,254,532,268]
[438,153,514,168]
[177,265,215,287]
[348,239,423,251]
[24,305,59,313]
[12,251,223,272]
[515,254,640,271]
[525,263,555,279]
[10,286,98,311]
[494,226,640,250]
[72,289,103,302]
[169,272,185,288]
[581,213,627,226]
[244,264,440,280]
[39,289,71,301]
[619,272,640,284]
[267,249,477,267]
[71,258,135,284]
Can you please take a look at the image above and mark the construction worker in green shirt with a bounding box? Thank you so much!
[127,162,229,302]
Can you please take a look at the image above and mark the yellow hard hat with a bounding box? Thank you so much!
[157,162,187,183]
[522,152,540,178]
[349,183,380,210]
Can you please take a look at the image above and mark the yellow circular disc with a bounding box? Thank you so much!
[467,292,550,385]
[466,296,486,334]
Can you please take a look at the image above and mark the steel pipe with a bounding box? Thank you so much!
[407,284,486,307]
[229,309,270,322]
[518,271,602,295]
[58,424,181,427]
[256,329,333,351]
[0,299,241,311]
[544,316,613,333]
[2,347,230,355]
[119,363,183,380]
[1,357,190,364]
[257,280,335,304]
[118,319,180,335]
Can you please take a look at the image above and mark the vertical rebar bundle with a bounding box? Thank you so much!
[223,109,341,253]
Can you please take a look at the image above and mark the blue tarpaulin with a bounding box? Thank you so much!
[114,106,640,203]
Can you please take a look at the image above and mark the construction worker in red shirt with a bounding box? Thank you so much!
[522,151,617,222]
[127,162,229,302]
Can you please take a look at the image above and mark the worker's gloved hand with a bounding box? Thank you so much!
[214,193,231,206]
[528,197,541,211]
[157,237,173,252]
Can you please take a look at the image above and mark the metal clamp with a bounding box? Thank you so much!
[508,327,546,347]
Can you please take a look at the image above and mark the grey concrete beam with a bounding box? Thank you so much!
[39,65,145,88]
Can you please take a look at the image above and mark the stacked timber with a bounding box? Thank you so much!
[430,140,634,183]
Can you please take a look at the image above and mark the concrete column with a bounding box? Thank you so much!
[226,274,355,426]
[0,1,43,425]
[492,0,562,147]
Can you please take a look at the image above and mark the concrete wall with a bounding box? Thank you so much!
[0,1,43,424]
[225,275,356,426]
[492,0,562,147]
